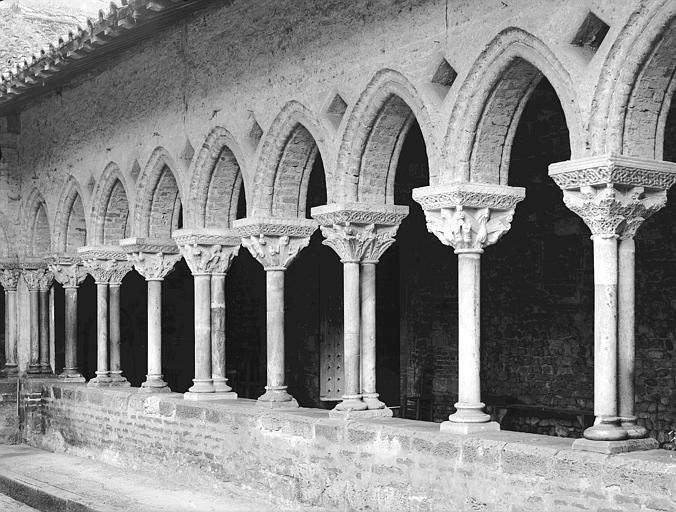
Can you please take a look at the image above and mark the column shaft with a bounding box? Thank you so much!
[108,284,128,385]
[211,273,231,392]
[140,279,169,391]
[584,236,627,440]
[449,252,489,423]
[187,274,214,395]
[89,283,110,385]
[39,289,51,373]
[28,290,40,373]
[336,261,366,411]
[7,291,16,371]
[59,287,84,381]
[618,238,646,438]
[360,263,384,409]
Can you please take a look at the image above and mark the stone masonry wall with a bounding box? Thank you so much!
[24,382,676,512]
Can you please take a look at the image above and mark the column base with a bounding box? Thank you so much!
[448,402,492,423]
[58,369,86,383]
[620,417,649,439]
[257,386,298,408]
[184,391,239,401]
[583,417,629,441]
[362,393,387,410]
[0,365,18,378]
[212,377,233,393]
[40,364,53,374]
[572,437,658,454]
[334,395,368,412]
[440,420,500,435]
[27,364,42,375]
[329,407,393,420]
[87,373,113,387]
[108,371,131,387]
[139,375,170,393]
[188,379,215,394]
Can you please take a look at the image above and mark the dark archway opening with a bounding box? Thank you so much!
[482,78,594,438]
[120,269,147,387]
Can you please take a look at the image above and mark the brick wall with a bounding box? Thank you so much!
[23,382,676,512]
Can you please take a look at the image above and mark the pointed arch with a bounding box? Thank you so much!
[23,188,51,257]
[591,1,676,159]
[252,101,331,218]
[336,68,438,203]
[444,27,584,184]
[91,162,132,245]
[53,176,88,254]
[188,127,249,228]
[133,147,184,238]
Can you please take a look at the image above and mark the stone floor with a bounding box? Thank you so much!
[0,444,326,512]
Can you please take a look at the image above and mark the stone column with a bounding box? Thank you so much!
[234,217,316,407]
[174,229,240,401]
[79,247,133,387]
[48,256,87,382]
[550,154,676,450]
[121,238,181,393]
[38,273,54,375]
[312,203,408,416]
[412,182,525,434]
[22,265,52,376]
[211,273,229,392]
[0,267,19,377]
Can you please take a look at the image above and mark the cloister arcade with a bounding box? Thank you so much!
[1,0,676,457]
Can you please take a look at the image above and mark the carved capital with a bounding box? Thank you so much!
[78,245,132,285]
[234,217,316,271]
[0,268,20,291]
[549,155,676,239]
[120,237,181,280]
[47,256,85,289]
[173,229,241,275]
[412,183,525,253]
[312,203,408,263]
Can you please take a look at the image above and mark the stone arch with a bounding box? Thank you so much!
[444,27,584,184]
[23,188,51,257]
[188,127,249,228]
[337,68,438,203]
[252,101,331,217]
[0,220,13,259]
[91,162,132,245]
[133,147,184,238]
[53,176,88,254]
[591,1,676,159]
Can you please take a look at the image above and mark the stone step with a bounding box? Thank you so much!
[0,492,40,512]
[0,444,321,512]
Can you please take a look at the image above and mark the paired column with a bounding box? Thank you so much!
[412,182,525,434]
[48,256,87,382]
[0,267,19,377]
[22,264,55,376]
[173,229,240,401]
[549,154,676,447]
[312,203,408,415]
[79,246,132,387]
[121,238,181,393]
[234,217,316,407]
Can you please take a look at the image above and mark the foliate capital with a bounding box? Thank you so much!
[78,245,132,284]
[46,255,83,289]
[548,155,676,238]
[412,183,524,253]
[0,267,20,291]
[311,203,408,263]
[234,217,316,271]
[173,229,241,275]
[120,238,181,280]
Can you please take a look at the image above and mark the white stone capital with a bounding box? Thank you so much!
[234,217,316,271]
[548,154,676,238]
[0,266,20,291]
[412,183,525,253]
[311,203,408,263]
[78,246,133,284]
[172,228,240,275]
[120,237,181,280]
[46,255,83,289]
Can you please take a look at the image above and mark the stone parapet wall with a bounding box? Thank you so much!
[0,381,19,444]
[23,382,676,512]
